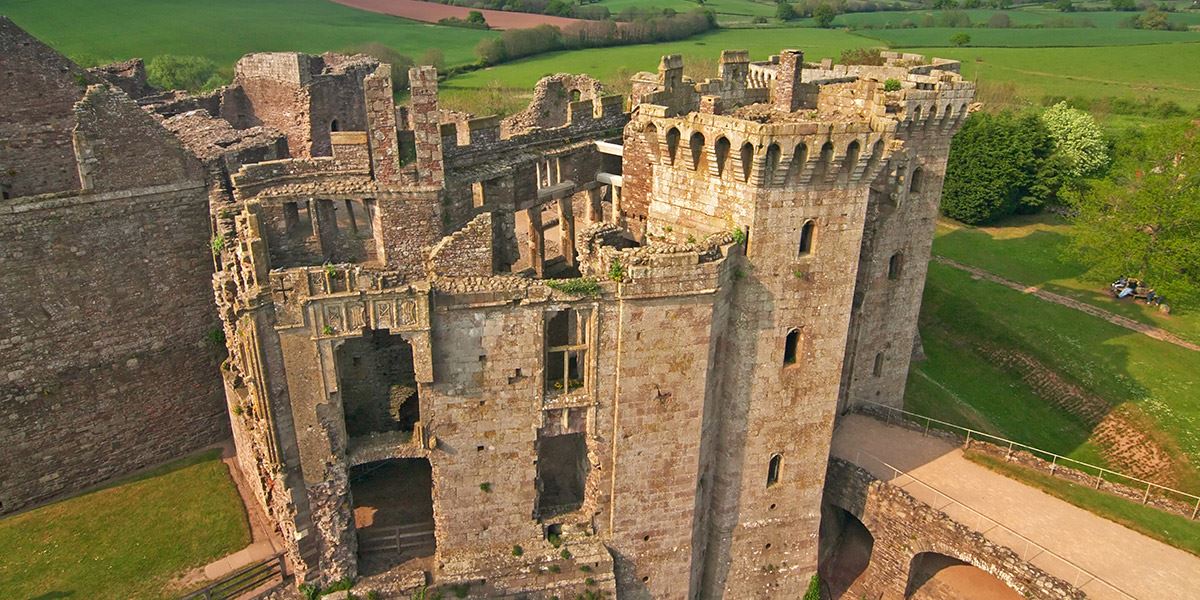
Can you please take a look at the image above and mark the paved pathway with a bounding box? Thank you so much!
[933,256,1200,352]
[831,414,1200,600]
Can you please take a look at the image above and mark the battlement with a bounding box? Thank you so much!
[234,51,380,87]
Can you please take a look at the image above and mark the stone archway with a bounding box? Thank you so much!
[905,552,1022,600]
[817,502,874,598]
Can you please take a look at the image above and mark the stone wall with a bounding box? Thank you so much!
[0,181,227,513]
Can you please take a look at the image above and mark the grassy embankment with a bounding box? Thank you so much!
[0,449,251,600]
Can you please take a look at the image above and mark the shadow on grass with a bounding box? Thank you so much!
[905,262,1200,492]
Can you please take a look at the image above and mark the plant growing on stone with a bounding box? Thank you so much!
[730,226,747,245]
[607,258,626,282]
[322,325,335,336]
[579,564,592,572]
[547,531,562,547]
[512,544,524,556]
[548,564,561,573]
[560,548,572,560]
[210,235,225,255]
[323,262,338,278]
[545,277,602,297]
[480,482,492,493]
[883,78,902,92]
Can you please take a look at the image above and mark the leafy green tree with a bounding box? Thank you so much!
[1055,0,1075,11]
[942,112,1055,224]
[420,48,446,71]
[146,55,217,91]
[950,32,972,46]
[776,2,799,21]
[813,3,838,27]
[1066,123,1200,306]
[467,10,488,25]
[1041,101,1110,179]
[1111,0,1137,10]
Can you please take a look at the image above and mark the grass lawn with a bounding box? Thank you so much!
[0,449,251,600]
[932,214,1200,345]
[916,262,1200,491]
[905,331,1110,466]
[861,27,1200,48]
[906,42,1200,108]
[441,27,868,101]
[0,0,494,70]
[968,451,1200,557]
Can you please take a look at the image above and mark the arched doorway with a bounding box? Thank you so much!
[818,503,874,598]
[905,552,1022,600]
[352,458,436,574]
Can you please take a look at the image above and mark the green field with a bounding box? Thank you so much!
[442,27,869,100]
[0,0,494,69]
[836,8,1200,29]
[0,449,251,599]
[933,215,1200,345]
[598,0,779,23]
[862,27,1200,47]
[911,261,1200,491]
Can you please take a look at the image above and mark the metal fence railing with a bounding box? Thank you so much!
[850,449,1138,600]
[180,552,286,600]
[861,400,1200,520]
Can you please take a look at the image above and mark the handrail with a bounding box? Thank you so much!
[860,400,1200,519]
[180,552,286,600]
[850,449,1138,600]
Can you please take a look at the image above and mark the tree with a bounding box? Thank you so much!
[467,10,488,25]
[941,112,1055,224]
[146,55,217,91]
[1055,0,1075,11]
[1066,123,1200,306]
[776,2,799,21]
[950,32,971,46]
[343,43,414,89]
[420,48,446,71]
[1040,102,1110,179]
[932,0,958,8]
[1111,0,1137,10]
[813,3,838,27]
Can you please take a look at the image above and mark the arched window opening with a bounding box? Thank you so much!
[799,220,815,256]
[873,352,884,377]
[330,119,340,132]
[866,139,884,172]
[740,142,755,182]
[714,137,731,177]
[765,143,781,183]
[689,132,706,171]
[816,141,834,177]
[570,89,582,102]
[912,105,923,123]
[789,143,809,181]
[909,167,924,194]
[783,329,800,366]
[959,103,969,120]
[942,103,953,123]
[767,454,782,487]
[888,252,904,280]
[643,123,659,162]
[843,140,861,176]
[666,127,681,165]
[928,104,938,123]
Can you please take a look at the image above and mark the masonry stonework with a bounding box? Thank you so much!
[4,15,1013,597]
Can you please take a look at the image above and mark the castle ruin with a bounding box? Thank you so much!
[1,16,976,598]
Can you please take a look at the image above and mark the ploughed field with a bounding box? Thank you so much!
[329,0,587,29]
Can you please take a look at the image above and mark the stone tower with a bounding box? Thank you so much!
[207,47,972,598]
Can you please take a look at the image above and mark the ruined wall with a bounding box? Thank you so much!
[0,16,88,198]
[823,458,1085,600]
[0,181,226,513]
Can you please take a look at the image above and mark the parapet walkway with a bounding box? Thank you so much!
[831,414,1200,600]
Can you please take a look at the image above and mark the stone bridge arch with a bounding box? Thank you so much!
[820,458,1084,600]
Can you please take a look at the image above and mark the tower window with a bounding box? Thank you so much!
[799,220,815,256]
[873,352,884,377]
[767,454,782,487]
[740,142,754,182]
[910,167,924,193]
[330,119,340,132]
[783,329,800,366]
[843,140,861,175]
[666,127,680,165]
[715,137,730,177]
[888,252,904,280]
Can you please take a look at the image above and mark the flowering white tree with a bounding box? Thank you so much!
[1041,101,1109,179]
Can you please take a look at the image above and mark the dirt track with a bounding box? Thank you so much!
[332,0,587,30]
